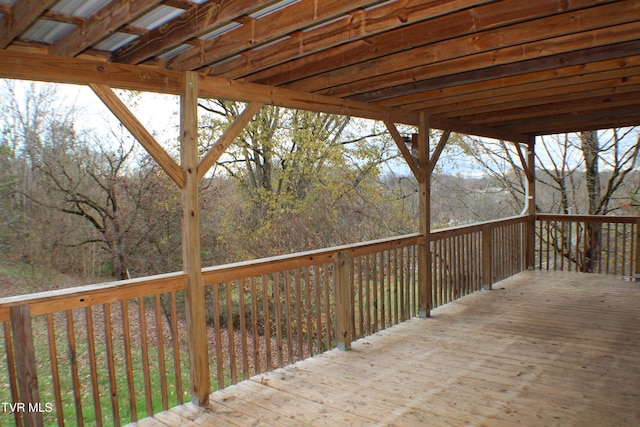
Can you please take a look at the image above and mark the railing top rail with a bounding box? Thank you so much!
[431,215,528,239]
[535,213,639,224]
[202,233,422,284]
[0,272,185,321]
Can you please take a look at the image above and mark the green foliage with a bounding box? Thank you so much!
[199,101,404,259]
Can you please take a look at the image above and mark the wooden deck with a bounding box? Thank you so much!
[133,271,640,426]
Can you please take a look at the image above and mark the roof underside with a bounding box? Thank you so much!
[0,0,639,138]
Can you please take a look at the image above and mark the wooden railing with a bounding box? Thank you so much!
[6,214,636,425]
[200,233,422,388]
[0,273,189,427]
[431,215,527,307]
[535,214,640,277]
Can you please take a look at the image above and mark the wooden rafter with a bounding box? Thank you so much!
[412,65,640,116]
[504,108,640,136]
[208,0,494,79]
[167,0,381,71]
[49,0,163,57]
[0,0,57,48]
[89,83,185,188]
[111,0,282,64]
[348,36,640,103]
[377,54,640,109]
[250,0,630,89]
[197,101,264,180]
[457,90,640,127]
[320,7,640,98]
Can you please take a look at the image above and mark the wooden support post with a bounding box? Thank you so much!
[335,250,352,350]
[10,305,44,427]
[181,72,210,405]
[525,136,536,270]
[417,113,431,318]
[482,225,493,290]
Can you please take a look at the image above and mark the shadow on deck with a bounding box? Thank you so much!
[133,270,640,426]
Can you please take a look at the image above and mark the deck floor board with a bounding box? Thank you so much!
[131,271,640,426]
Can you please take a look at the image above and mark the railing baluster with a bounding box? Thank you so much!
[251,276,260,374]
[65,310,84,426]
[294,269,304,360]
[303,267,313,357]
[138,298,153,416]
[335,251,352,351]
[364,255,371,336]
[169,292,183,405]
[635,219,640,277]
[238,279,248,380]
[46,313,64,427]
[102,304,119,426]
[3,320,21,427]
[84,306,102,426]
[120,300,136,421]
[313,268,322,355]
[153,295,168,411]
[274,273,283,369]
[226,282,237,384]
[212,283,225,388]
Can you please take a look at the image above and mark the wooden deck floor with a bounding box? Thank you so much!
[134,271,640,426]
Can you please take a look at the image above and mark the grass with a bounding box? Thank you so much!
[0,305,192,426]
[0,256,421,426]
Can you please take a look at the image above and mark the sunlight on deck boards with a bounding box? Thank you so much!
[131,270,640,426]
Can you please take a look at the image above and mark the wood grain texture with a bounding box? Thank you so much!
[180,71,210,405]
[133,270,640,427]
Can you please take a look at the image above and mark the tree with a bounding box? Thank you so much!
[1,81,181,280]
[460,128,640,271]
[198,100,401,259]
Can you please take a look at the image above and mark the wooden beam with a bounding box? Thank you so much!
[351,38,640,104]
[417,113,431,318]
[89,84,185,188]
[181,71,210,406]
[0,0,57,48]
[49,0,163,57]
[303,4,640,98]
[210,0,494,79]
[427,114,528,144]
[0,50,185,93]
[248,0,585,87]
[167,0,380,71]
[380,55,640,109]
[425,130,451,177]
[456,90,640,126]
[111,0,281,64]
[411,65,640,115]
[198,101,263,180]
[0,50,527,140]
[507,108,640,135]
[383,120,421,181]
[0,50,419,125]
[196,73,420,126]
